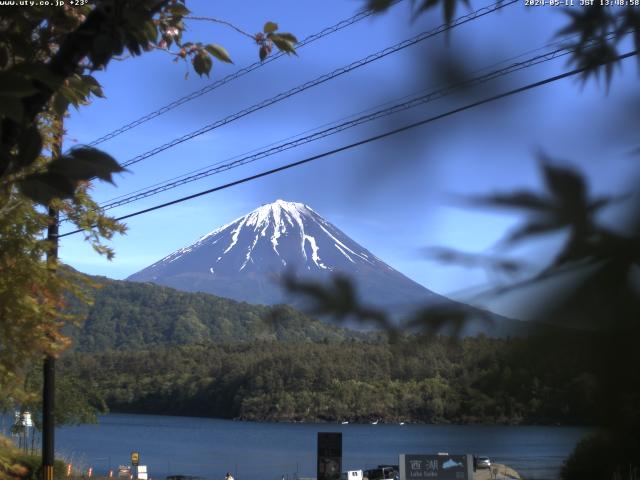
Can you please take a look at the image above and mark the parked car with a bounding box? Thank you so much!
[341,470,363,480]
[477,457,491,469]
[364,466,398,480]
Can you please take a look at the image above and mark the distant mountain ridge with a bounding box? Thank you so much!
[126,199,551,337]
[128,199,446,312]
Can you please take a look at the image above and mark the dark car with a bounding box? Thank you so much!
[477,457,491,469]
[364,466,398,480]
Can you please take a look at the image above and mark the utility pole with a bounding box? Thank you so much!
[43,113,63,480]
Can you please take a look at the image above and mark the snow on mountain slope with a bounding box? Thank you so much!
[127,199,444,311]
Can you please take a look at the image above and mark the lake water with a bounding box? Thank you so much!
[22,413,588,480]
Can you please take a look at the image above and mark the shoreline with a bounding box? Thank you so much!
[104,410,595,429]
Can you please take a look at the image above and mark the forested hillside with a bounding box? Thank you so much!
[60,334,599,425]
[69,278,370,350]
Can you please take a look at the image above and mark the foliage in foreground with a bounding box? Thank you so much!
[0,438,67,480]
[0,435,65,480]
[0,0,298,403]
[562,431,640,480]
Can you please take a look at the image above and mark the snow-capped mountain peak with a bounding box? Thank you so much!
[151,199,379,275]
[128,200,441,310]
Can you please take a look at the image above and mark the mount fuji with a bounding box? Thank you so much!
[128,199,446,313]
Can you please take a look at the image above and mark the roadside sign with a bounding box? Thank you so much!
[399,454,473,480]
[138,465,148,479]
[131,452,140,466]
[118,465,131,478]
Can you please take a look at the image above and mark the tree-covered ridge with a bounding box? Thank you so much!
[69,277,371,350]
[59,334,599,425]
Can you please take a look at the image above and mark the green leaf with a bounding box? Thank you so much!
[52,92,70,117]
[49,147,125,184]
[205,44,233,64]
[18,172,77,205]
[263,21,278,34]
[81,75,105,98]
[276,32,298,44]
[259,44,270,61]
[167,3,190,17]
[0,71,39,97]
[192,52,212,76]
[270,34,297,55]
[58,85,85,109]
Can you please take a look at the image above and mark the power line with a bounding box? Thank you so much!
[116,0,517,170]
[86,0,405,147]
[94,46,584,213]
[96,30,588,208]
[59,50,638,239]
[89,31,623,214]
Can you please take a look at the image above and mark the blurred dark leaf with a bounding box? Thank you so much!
[49,147,124,184]
[282,273,397,337]
[502,219,563,245]
[404,302,490,338]
[541,158,586,203]
[557,6,614,40]
[366,0,395,12]
[424,247,527,274]
[556,7,631,86]
[18,172,77,204]
[617,7,640,63]
[366,0,470,24]
[457,156,640,330]
[469,191,552,211]
[469,157,611,254]
[18,148,124,205]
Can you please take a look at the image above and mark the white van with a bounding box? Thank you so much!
[341,470,363,480]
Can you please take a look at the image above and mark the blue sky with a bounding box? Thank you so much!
[59,0,639,316]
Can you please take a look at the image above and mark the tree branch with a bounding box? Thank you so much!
[184,16,255,40]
